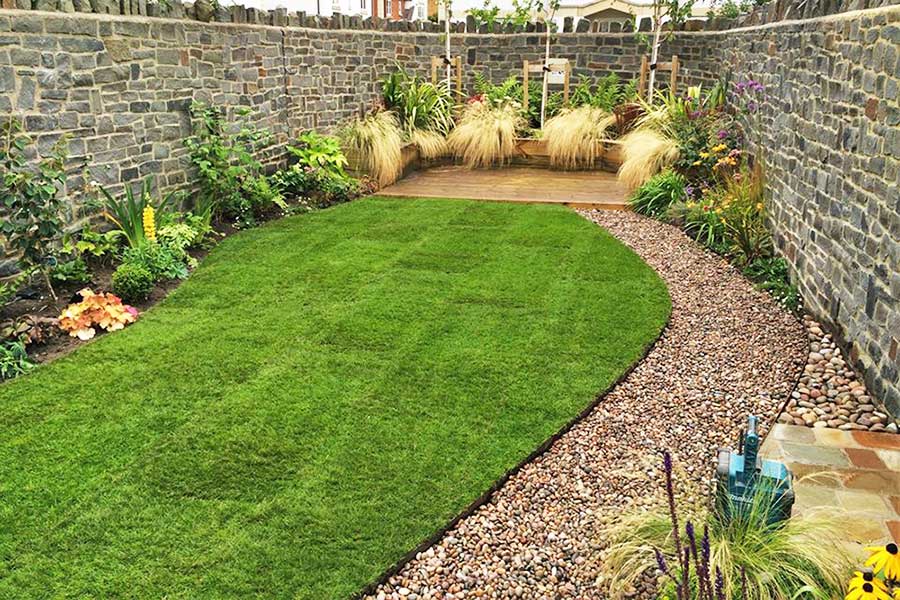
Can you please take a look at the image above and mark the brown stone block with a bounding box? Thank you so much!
[852,431,900,450]
[843,470,900,494]
[845,448,888,470]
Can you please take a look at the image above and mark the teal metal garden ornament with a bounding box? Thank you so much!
[716,415,795,526]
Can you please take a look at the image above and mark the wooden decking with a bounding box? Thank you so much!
[375,166,629,210]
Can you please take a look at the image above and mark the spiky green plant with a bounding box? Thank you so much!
[340,110,404,187]
[382,66,454,158]
[629,170,687,218]
[543,106,616,170]
[99,177,180,248]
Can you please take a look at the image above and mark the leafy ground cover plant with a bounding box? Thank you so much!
[629,169,687,217]
[49,257,92,286]
[0,117,69,300]
[599,452,851,600]
[0,338,34,380]
[57,288,138,340]
[742,257,800,313]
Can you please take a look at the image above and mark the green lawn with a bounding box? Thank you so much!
[0,197,669,598]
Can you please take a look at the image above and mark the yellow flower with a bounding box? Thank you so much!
[712,143,728,153]
[848,571,887,593]
[846,580,891,600]
[866,543,900,580]
[142,206,156,241]
[692,160,702,166]
[756,202,764,211]
[699,152,710,159]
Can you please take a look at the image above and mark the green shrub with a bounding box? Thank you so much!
[629,170,687,218]
[287,131,348,178]
[273,166,365,209]
[0,338,34,380]
[743,257,801,312]
[184,101,285,225]
[120,241,191,282]
[0,117,68,299]
[50,257,92,286]
[111,263,155,304]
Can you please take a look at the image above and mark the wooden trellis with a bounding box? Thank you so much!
[431,56,463,97]
[522,58,570,112]
[638,54,680,97]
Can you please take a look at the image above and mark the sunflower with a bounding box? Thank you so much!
[849,571,887,593]
[866,543,900,580]
[846,581,891,600]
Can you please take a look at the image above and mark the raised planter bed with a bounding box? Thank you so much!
[348,139,623,183]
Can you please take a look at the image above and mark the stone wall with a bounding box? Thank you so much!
[0,4,898,414]
[705,6,900,415]
[0,9,708,203]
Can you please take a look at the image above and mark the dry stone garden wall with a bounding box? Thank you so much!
[0,4,897,414]
[693,6,900,416]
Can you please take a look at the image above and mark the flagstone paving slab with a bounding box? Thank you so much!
[761,423,900,545]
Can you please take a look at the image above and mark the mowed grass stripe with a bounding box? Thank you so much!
[0,197,669,598]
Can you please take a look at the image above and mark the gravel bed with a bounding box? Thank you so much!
[365,211,807,600]
[779,315,898,432]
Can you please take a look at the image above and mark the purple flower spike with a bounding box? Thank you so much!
[655,548,668,574]
[717,129,729,140]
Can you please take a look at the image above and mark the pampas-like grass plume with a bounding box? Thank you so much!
[447,101,524,168]
[617,129,680,191]
[340,111,404,188]
[543,106,616,170]
[410,128,448,160]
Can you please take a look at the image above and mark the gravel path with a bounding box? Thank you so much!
[365,211,807,600]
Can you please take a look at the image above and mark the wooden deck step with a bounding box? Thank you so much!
[375,166,630,211]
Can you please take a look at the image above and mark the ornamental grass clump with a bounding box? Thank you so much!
[447,100,525,168]
[598,452,852,600]
[543,106,617,169]
[618,129,681,191]
[340,110,404,187]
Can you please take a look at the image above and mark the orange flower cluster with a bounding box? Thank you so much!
[58,289,139,341]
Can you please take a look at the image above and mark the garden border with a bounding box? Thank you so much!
[352,273,673,599]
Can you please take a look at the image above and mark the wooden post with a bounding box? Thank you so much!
[454,56,462,97]
[563,62,570,104]
[431,56,439,85]
[669,55,679,96]
[523,60,529,110]
[638,55,649,98]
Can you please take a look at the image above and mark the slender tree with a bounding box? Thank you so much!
[538,0,560,127]
[640,0,695,100]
